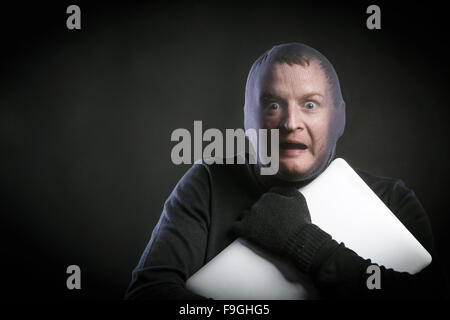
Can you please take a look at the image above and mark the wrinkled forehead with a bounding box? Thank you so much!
[253,61,329,98]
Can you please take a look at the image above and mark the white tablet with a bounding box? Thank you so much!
[186,158,432,299]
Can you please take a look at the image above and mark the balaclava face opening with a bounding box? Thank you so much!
[244,43,346,188]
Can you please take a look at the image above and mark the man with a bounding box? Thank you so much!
[125,43,447,299]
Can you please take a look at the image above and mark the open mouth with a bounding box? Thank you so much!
[280,142,308,150]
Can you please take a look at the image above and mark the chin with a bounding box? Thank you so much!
[277,161,315,181]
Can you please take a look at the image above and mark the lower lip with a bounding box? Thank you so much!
[280,148,308,155]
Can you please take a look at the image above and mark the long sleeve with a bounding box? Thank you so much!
[307,177,449,299]
[125,164,211,300]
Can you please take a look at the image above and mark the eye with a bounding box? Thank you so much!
[305,101,316,110]
[268,102,280,110]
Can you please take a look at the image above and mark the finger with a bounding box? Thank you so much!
[231,220,245,236]
[269,186,299,197]
[295,190,307,201]
[235,209,250,220]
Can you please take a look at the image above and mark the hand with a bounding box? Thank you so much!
[233,186,311,256]
[233,186,333,273]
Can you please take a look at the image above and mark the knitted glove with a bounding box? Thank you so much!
[233,186,334,274]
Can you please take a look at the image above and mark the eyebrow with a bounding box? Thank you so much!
[302,92,324,99]
[260,92,282,101]
[260,91,324,101]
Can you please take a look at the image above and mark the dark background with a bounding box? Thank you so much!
[1,0,449,299]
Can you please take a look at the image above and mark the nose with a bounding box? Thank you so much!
[281,104,304,132]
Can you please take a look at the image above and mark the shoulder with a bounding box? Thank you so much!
[191,154,261,189]
[353,166,434,252]
[354,167,409,206]
[174,154,260,198]
[353,166,417,215]
[172,162,211,197]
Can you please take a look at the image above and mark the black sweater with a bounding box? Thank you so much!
[125,158,448,299]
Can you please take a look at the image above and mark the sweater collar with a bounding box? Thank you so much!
[248,148,336,192]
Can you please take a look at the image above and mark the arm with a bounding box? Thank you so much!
[125,164,211,300]
[233,186,448,299]
[309,237,447,299]
[309,179,449,299]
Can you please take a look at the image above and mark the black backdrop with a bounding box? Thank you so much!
[1,0,449,299]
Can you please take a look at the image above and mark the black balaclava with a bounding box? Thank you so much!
[243,43,346,190]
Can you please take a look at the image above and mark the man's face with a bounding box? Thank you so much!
[250,61,340,180]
